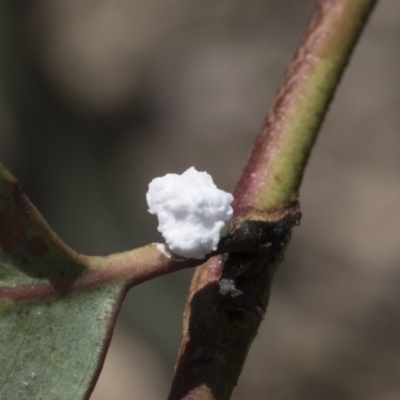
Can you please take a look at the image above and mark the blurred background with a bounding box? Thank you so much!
[1,0,399,399]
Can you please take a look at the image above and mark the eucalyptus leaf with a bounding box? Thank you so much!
[0,162,201,399]
[0,164,125,400]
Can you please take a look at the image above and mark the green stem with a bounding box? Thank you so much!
[233,0,377,214]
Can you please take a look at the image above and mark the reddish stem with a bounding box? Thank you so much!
[169,1,377,399]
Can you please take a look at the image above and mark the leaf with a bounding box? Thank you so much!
[0,164,127,399]
[0,285,124,400]
[0,162,204,399]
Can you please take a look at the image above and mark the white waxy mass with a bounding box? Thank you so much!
[146,167,234,259]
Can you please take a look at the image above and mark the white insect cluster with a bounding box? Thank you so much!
[146,167,234,259]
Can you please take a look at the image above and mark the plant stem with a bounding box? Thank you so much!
[169,1,377,400]
[233,0,377,214]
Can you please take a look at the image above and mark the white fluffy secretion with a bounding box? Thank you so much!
[146,167,234,259]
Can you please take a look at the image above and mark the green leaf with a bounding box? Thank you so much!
[0,286,124,400]
[0,164,127,399]
[0,162,204,399]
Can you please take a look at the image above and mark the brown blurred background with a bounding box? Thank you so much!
[1,1,399,399]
